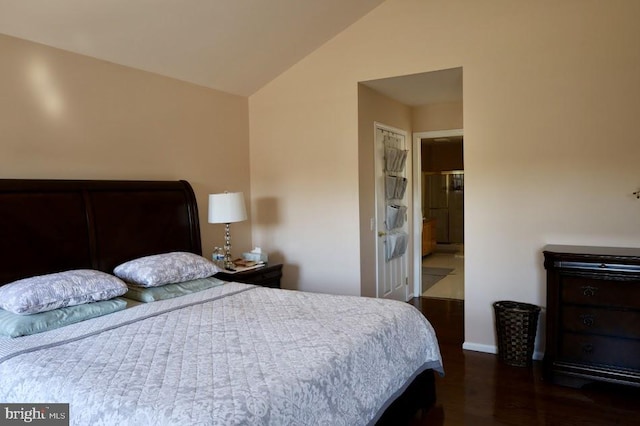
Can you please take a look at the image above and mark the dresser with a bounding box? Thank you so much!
[543,245,640,388]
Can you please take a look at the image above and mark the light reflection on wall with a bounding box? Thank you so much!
[29,58,65,119]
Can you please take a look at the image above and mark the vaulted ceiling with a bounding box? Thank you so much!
[0,0,463,105]
[0,0,385,96]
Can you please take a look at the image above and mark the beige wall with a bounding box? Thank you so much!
[249,0,640,353]
[0,34,252,258]
[357,84,412,297]
[413,101,463,133]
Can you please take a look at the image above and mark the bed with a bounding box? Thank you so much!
[0,179,443,425]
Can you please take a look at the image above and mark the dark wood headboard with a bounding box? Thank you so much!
[0,179,202,286]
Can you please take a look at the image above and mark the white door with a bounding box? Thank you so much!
[374,123,410,301]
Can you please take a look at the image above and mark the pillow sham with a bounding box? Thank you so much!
[113,251,221,288]
[0,270,128,315]
[124,277,226,303]
[0,298,127,338]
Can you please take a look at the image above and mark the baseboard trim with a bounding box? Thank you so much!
[462,342,497,354]
[462,342,543,361]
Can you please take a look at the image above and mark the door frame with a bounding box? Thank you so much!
[412,128,464,297]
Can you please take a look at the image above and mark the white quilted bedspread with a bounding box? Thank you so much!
[0,283,443,425]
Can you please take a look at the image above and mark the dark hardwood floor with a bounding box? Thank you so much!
[408,297,640,425]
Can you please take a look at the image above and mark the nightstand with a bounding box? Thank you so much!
[215,264,283,288]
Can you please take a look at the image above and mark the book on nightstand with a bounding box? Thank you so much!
[222,259,266,274]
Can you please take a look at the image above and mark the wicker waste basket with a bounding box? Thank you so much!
[493,301,541,367]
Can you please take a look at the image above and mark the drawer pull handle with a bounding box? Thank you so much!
[581,286,598,297]
[580,314,595,327]
[582,344,594,354]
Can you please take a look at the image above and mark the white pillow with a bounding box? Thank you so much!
[113,252,221,288]
[0,270,128,315]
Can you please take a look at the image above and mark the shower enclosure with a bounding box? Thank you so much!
[423,171,464,244]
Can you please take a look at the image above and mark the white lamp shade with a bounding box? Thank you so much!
[208,192,247,224]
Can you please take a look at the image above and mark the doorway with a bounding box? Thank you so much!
[357,67,463,302]
[412,129,464,300]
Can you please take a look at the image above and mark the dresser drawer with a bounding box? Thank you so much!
[561,276,640,309]
[245,267,282,288]
[560,332,640,371]
[561,306,640,339]
[215,264,282,288]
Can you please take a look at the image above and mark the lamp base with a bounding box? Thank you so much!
[223,222,235,270]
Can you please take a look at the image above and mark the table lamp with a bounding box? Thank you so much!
[208,192,247,269]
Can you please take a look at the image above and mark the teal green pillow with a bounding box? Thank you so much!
[124,277,226,303]
[0,298,127,338]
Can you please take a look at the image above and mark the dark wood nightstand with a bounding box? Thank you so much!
[215,264,283,288]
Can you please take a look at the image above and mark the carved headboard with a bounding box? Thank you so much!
[0,179,202,286]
